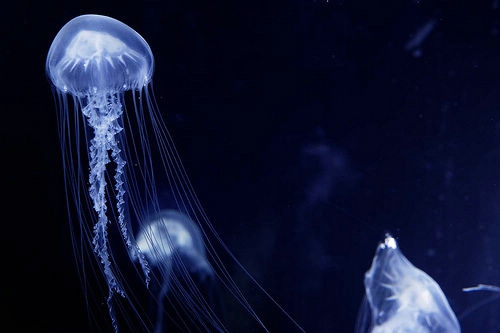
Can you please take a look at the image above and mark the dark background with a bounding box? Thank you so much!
[4,0,500,331]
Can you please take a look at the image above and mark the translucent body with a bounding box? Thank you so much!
[137,210,204,264]
[47,15,153,330]
[46,15,153,95]
[46,14,303,333]
[136,210,216,333]
[356,235,460,333]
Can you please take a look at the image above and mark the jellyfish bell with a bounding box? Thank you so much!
[46,14,153,95]
[356,234,461,333]
[136,210,211,274]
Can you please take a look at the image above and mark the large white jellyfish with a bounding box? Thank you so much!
[46,14,303,332]
[356,235,461,333]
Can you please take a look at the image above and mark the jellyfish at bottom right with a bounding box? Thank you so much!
[355,235,461,333]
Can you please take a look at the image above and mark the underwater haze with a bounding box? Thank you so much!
[4,0,500,332]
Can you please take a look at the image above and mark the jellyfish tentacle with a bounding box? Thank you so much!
[108,93,152,286]
[82,93,152,293]
[81,92,126,299]
[81,92,123,333]
[112,137,152,286]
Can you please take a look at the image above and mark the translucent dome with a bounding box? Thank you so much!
[46,14,154,96]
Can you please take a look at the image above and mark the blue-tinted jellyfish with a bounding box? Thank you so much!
[46,16,153,330]
[355,235,461,333]
[46,14,303,333]
[135,210,217,332]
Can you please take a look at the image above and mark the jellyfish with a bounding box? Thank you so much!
[46,15,154,330]
[355,234,461,333]
[46,14,303,332]
[136,210,217,333]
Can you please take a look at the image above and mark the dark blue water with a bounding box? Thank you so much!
[4,0,500,331]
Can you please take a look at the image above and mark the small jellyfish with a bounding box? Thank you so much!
[355,235,461,333]
[46,14,303,332]
[135,210,217,333]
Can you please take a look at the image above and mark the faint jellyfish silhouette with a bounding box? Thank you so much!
[46,14,303,333]
[460,284,500,324]
[136,210,217,333]
[355,234,461,333]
